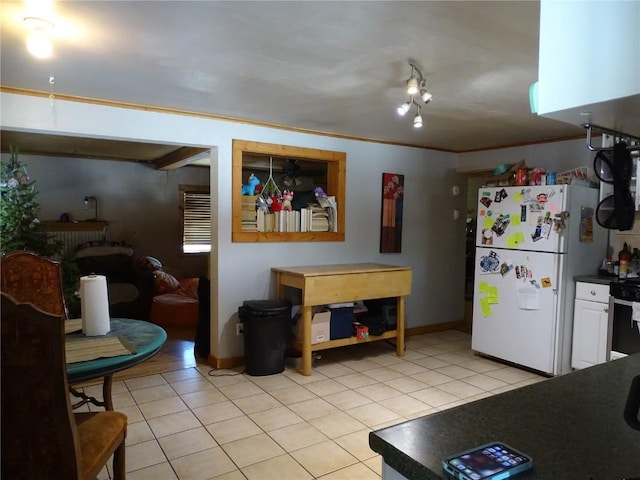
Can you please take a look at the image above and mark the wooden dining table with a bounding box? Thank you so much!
[65,317,167,410]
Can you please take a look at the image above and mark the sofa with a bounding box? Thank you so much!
[150,274,200,329]
[74,242,155,320]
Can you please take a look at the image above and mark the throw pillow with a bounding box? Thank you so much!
[136,256,163,272]
[154,271,179,295]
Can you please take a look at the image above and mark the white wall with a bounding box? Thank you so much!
[456,137,594,175]
[2,93,600,361]
[6,154,210,278]
[1,92,468,361]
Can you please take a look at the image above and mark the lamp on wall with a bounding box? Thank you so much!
[396,60,433,129]
[83,196,98,221]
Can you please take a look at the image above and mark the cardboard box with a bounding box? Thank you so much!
[294,311,331,344]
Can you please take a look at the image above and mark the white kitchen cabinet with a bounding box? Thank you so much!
[571,282,610,369]
[537,0,639,135]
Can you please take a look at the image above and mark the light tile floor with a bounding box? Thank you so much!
[84,330,547,480]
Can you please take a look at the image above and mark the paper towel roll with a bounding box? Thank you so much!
[80,275,111,336]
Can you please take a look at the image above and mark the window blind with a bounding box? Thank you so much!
[183,191,211,253]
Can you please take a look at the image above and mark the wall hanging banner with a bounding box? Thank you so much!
[380,172,404,253]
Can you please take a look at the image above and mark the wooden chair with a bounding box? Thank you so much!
[1,292,127,480]
[0,250,68,318]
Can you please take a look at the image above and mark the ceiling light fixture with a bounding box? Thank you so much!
[23,16,55,59]
[396,60,433,129]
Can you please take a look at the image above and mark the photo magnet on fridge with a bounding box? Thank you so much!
[500,262,514,277]
[479,251,500,274]
[494,188,508,202]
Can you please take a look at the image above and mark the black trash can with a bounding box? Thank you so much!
[239,299,291,376]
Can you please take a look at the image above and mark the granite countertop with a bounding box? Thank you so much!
[574,274,617,285]
[369,354,640,479]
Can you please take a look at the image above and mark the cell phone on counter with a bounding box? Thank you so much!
[442,442,533,480]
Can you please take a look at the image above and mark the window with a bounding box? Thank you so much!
[181,185,211,253]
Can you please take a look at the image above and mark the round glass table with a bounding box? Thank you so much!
[66,318,167,410]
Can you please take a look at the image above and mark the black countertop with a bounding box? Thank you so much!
[369,354,640,479]
[574,274,617,285]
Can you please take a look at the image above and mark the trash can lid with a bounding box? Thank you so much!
[241,299,291,316]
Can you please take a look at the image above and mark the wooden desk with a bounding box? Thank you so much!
[272,263,412,375]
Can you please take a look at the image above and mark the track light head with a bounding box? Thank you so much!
[421,90,433,104]
[406,76,419,95]
[413,109,423,128]
[397,100,412,116]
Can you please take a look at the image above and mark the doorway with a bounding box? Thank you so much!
[462,171,495,331]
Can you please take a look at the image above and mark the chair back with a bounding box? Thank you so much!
[1,292,82,479]
[0,250,68,318]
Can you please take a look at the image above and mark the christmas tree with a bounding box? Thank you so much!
[0,147,61,256]
[0,149,81,316]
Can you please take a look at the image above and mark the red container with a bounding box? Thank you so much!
[514,168,528,186]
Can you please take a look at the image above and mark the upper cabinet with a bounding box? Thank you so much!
[536,0,640,137]
[232,139,346,243]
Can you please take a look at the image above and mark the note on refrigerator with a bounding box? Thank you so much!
[517,285,540,310]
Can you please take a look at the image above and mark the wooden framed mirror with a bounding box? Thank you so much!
[232,139,346,242]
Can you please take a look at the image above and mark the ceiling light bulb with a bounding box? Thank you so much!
[413,111,423,128]
[397,101,411,116]
[407,77,419,95]
[421,90,433,104]
[26,30,53,58]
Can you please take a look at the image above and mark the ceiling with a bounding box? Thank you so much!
[0,0,588,165]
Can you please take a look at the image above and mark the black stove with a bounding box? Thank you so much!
[610,277,640,301]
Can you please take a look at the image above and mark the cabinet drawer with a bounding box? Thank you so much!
[575,282,610,303]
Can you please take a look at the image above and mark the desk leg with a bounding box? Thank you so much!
[397,296,406,357]
[275,272,285,300]
[301,306,313,376]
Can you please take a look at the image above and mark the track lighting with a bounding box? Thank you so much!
[396,60,433,129]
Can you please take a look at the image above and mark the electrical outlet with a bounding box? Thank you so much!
[236,323,244,335]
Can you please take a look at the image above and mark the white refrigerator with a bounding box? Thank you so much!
[471,185,607,375]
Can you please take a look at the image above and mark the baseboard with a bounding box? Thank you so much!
[207,354,244,370]
[406,320,466,336]
[209,320,468,369]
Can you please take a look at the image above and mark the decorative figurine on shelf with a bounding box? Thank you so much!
[241,174,260,196]
[270,195,283,212]
[314,186,327,198]
[282,190,294,211]
[256,195,270,213]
